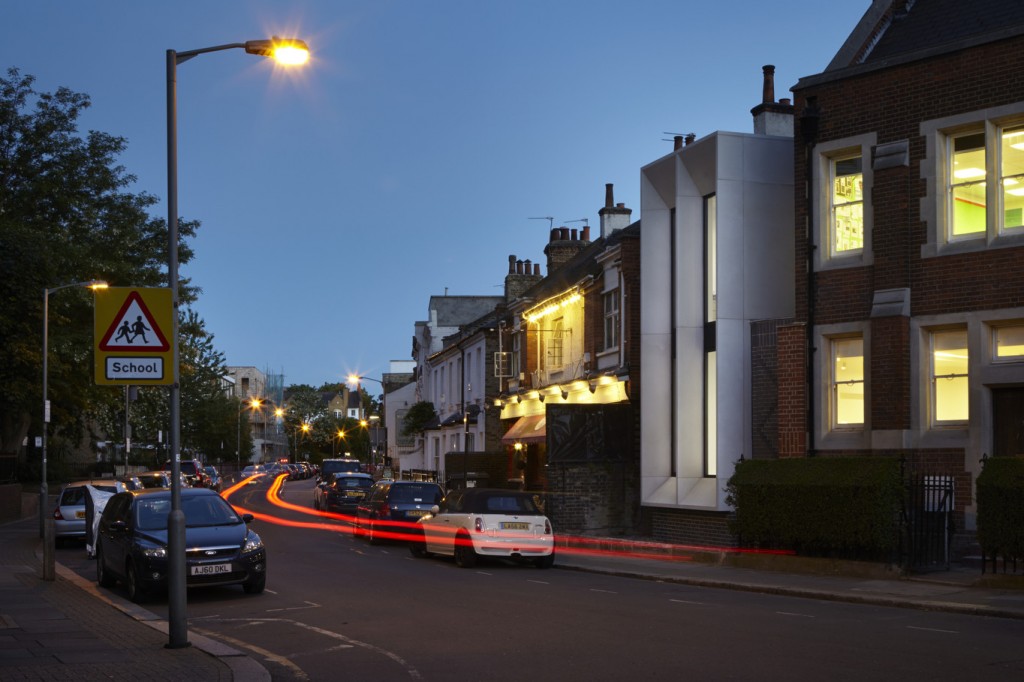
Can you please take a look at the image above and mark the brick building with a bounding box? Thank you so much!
[777,0,1024,538]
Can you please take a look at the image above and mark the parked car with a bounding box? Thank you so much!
[410,488,554,568]
[317,458,362,483]
[204,465,223,492]
[240,464,267,484]
[123,471,174,490]
[161,459,209,488]
[314,472,374,515]
[94,487,267,602]
[356,480,445,544]
[53,479,129,545]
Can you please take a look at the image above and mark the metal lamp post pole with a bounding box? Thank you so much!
[164,38,307,649]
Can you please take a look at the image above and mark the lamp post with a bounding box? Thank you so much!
[236,398,263,473]
[165,36,308,650]
[347,373,386,471]
[368,414,381,471]
[293,422,311,463]
[333,429,346,458]
[41,280,107,538]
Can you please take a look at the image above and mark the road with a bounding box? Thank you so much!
[60,476,1024,681]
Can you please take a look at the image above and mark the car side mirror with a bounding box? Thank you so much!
[110,520,127,533]
[242,513,254,524]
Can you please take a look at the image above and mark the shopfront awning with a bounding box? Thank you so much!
[500,414,546,445]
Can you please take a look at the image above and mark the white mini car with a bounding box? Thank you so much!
[410,488,554,568]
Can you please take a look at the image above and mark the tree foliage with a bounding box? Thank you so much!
[0,68,200,466]
[402,401,437,437]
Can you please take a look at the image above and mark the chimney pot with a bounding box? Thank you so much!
[524,259,532,273]
[605,183,614,208]
[559,227,570,241]
[674,135,683,151]
[685,133,696,145]
[516,259,524,274]
[571,228,578,241]
[582,225,591,241]
[762,64,775,104]
[550,228,560,243]
[779,98,791,105]
[508,254,516,274]
[534,263,541,276]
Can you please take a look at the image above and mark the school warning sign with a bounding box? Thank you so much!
[94,287,174,385]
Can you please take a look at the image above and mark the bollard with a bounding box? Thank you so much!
[42,518,55,581]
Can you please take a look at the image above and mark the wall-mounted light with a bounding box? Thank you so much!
[561,390,569,401]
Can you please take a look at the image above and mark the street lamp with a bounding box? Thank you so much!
[294,422,311,462]
[165,35,309,650]
[41,280,107,538]
[236,397,263,472]
[348,373,386,469]
[368,414,381,470]
[333,428,346,458]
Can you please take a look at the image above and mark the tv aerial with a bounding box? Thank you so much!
[529,216,554,230]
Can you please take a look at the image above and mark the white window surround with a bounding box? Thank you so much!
[814,133,876,271]
[920,102,1024,258]
[814,322,871,451]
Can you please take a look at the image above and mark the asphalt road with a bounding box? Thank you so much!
[59,477,1024,681]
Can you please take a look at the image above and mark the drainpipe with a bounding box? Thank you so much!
[800,97,821,457]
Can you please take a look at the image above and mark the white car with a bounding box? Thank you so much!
[410,488,554,568]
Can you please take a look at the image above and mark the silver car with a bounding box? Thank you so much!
[53,479,129,545]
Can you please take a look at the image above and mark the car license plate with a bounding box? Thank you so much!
[407,509,428,517]
[190,563,231,576]
[344,491,364,497]
[75,510,86,519]
[501,522,531,530]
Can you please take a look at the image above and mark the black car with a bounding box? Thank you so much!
[355,480,445,544]
[315,472,374,515]
[161,459,208,488]
[317,458,362,483]
[95,487,267,603]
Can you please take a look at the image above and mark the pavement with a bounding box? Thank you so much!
[2,515,1023,682]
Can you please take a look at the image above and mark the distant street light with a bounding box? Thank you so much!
[347,373,387,470]
[164,35,309,650]
[41,280,107,538]
[333,429,346,458]
[236,397,264,472]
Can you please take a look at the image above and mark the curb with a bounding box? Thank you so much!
[52,557,271,681]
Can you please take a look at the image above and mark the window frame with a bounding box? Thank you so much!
[814,323,871,451]
[929,327,969,427]
[830,335,865,430]
[603,290,620,351]
[814,133,875,270]
[829,153,865,256]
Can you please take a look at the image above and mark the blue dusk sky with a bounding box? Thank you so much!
[3,1,868,387]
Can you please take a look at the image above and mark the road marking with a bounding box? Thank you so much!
[907,625,958,634]
[527,579,549,585]
[775,611,815,618]
[669,599,704,605]
[476,571,493,576]
[202,617,422,679]
[192,626,309,680]
[590,588,617,594]
[266,601,320,613]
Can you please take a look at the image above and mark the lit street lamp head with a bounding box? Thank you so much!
[244,37,310,65]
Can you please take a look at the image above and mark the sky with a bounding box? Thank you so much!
[3,0,869,388]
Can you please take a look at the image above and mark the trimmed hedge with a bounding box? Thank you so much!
[976,457,1024,559]
[725,457,904,557]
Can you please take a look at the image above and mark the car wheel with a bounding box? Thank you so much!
[453,532,477,568]
[96,546,116,588]
[125,561,147,603]
[242,574,266,594]
[409,530,429,558]
[535,552,555,569]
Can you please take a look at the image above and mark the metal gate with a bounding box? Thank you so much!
[904,473,955,572]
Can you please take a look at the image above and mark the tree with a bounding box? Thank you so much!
[0,68,199,470]
[402,401,438,437]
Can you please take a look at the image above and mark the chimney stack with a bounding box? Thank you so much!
[751,64,794,137]
[504,254,542,304]
[598,183,632,238]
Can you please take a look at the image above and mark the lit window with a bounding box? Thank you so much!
[1000,125,1024,231]
[548,317,564,367]
[603,291,620,350]
[830,155,864,254]
[831,337,864,427]
[931,330,969,423]
[995,324,1024,360]
[949,131,987,239]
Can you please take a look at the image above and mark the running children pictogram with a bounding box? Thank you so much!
[98,291,170,351]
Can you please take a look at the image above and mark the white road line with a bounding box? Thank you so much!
[590,589,617,594]
[669,599,704,605]
[266,601,321,613]
[527,579,549,585]
[775,611,815,618]
[907,625,958,634]
[192,626,309,680]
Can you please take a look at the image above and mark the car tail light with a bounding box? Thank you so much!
[474,517,483,532]
[380,503,390,517]
[52,507,63,521]
[544,519,552,534]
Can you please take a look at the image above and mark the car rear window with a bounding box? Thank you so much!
[390,484,442,504]
[322,460,361,476]
[479,493,543,515]
[334,476,373,489]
